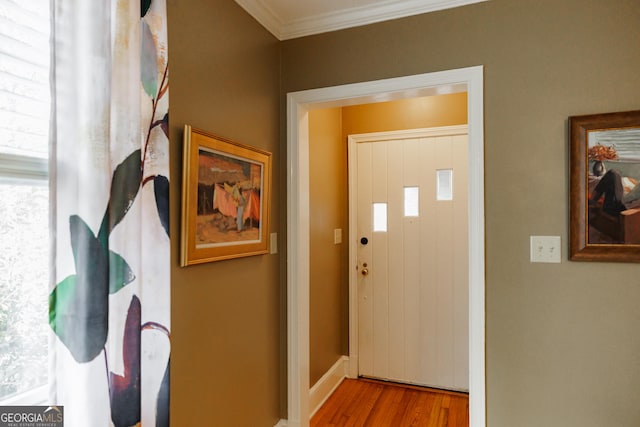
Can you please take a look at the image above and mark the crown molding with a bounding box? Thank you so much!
[235,0,488,41]
[234,0,285,40]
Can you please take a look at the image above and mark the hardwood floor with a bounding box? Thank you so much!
[311,378,469,427]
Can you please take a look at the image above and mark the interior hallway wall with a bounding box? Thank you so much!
[341,93,468,136]
[167,0,281,425]
[284,0,640,425]
[309,108,347,386]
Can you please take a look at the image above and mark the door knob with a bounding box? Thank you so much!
[361,268,369,276]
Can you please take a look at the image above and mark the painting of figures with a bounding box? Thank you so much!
[570,110,640,262]
[587,127,640,244]
[196,148,263,245]
[181,126,272,265]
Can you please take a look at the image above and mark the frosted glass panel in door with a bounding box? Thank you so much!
[404,187,419,217]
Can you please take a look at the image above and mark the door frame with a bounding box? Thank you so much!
[347,124,469,387]
[286,66,485,427]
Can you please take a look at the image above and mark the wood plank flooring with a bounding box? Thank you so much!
[311,378,469,427]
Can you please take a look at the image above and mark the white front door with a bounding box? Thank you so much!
[355,127,469,391]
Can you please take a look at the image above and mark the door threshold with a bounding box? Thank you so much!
[358,376,470,396]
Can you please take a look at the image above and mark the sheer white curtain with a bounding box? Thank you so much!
[49,1,170,425]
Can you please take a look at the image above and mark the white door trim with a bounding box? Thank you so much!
[286,66,485,427]
[347,124,469,384]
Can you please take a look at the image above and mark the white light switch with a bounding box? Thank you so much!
[530,236,561,263]
[334,229,342,244]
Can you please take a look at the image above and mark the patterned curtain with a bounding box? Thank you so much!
[49,1,170,426]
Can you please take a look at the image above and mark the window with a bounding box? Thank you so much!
[436,169,453,201]
[373,203,387,232]
[0,0,51,404]
[404,186,419,217]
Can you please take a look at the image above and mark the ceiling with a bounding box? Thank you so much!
[234,0,487,40]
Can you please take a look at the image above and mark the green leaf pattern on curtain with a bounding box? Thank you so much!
[141,20,158,100]
[153,175,170,237]
[50,215,109,363]
[141,0,152,18]
[98,149,143,242]
[50,0,170,424]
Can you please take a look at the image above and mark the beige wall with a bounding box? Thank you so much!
[308,94,467,386]
[167,1,281,425]
[167,0,640,425]
[285,0,640,426]
[342,93,467,136]
[309,108,348,386]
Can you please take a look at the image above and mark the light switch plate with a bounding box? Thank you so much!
[530,235,561,263]
[334,229,342,244]
[270,233,277,254]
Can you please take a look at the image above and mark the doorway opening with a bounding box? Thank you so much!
[286,66,485,427]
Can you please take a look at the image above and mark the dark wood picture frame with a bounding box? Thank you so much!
[569,110,640,262]
[180,125,272,266]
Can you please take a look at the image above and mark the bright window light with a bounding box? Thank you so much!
[404,186,419,217]
[0,0,51,404]
[373,203,387,232]
[437,169,453,201]
[0,183,49,401]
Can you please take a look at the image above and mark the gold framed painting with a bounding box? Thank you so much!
[569,110,640,262]
[180,125,271,265]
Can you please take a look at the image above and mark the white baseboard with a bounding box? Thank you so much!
[277,356,350,426]
[309,356,349,418]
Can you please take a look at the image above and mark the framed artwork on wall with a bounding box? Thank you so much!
[569,110,640,262]
[180,125,271,265]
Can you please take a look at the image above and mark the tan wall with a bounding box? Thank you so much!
[308,94,467,386]
[342,93,467,136]
[166,0,640,424]
[309,108,348,386]
[167,1,281,425]
[284,0,640,426]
